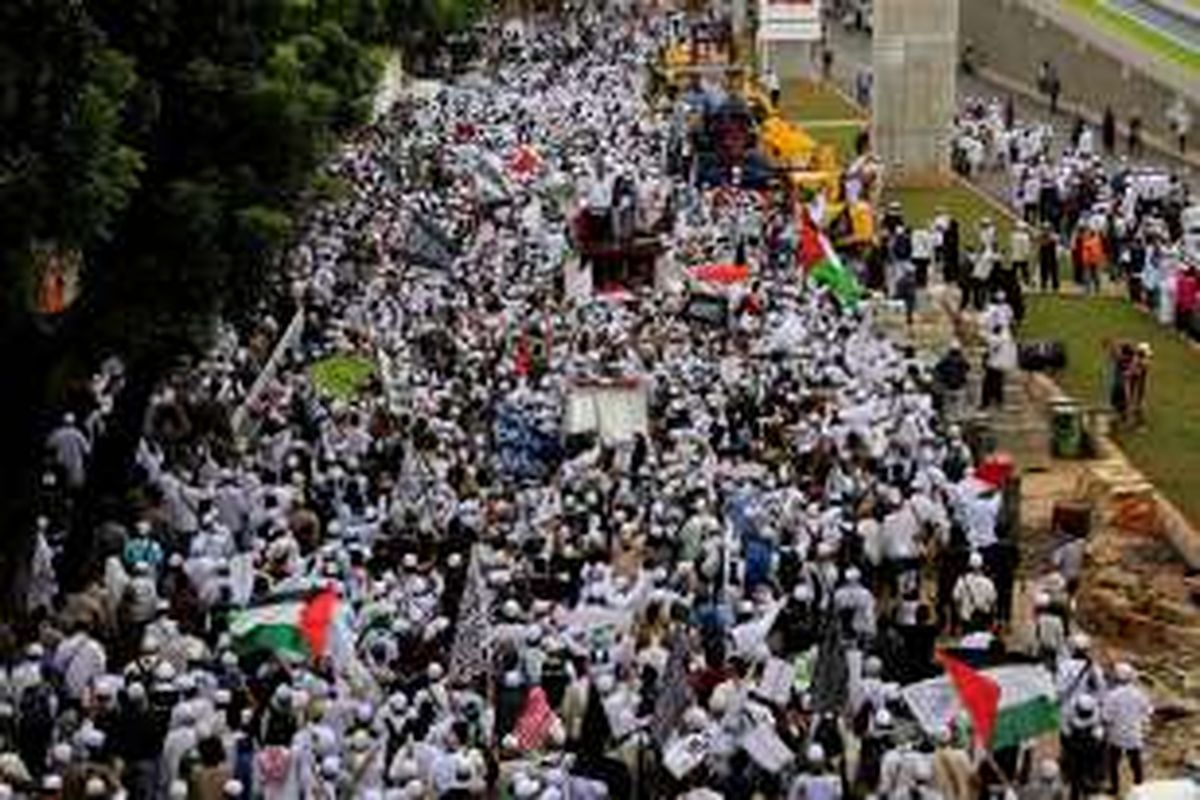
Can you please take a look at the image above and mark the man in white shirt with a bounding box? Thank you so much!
[45,413,90,489]
[912,227,934,288]
[952,552,997,630]
[52,624,107,702]
[1010,222,1032,285]
[1103,662,1152,794]
[833,567,877,642]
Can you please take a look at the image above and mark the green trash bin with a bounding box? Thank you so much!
[1051,401,1083,458]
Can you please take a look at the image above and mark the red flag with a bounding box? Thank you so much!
[688,262,751,284]
[938,651,1001,748]
[514,331,532,376]
[514,686,558,751]
[508,145,542,178]
[299,588,339,658]
[798,213,825,271]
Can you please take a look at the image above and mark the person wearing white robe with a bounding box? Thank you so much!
[52,628,107,701]
[45,414,90,489]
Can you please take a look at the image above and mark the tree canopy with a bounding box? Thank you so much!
[0,0,486,608]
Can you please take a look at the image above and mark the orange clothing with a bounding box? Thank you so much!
[1080,231,1106,270]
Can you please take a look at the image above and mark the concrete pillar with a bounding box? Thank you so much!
[872,0,959,184]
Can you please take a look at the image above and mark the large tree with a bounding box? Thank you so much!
[0,0,486,610]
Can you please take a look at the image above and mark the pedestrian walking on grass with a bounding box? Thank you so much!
[1038,225,1060,292]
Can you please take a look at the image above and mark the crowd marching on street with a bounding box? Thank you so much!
[4,3,1173,799]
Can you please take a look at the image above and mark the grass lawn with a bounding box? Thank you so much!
[805,121,868,163]
[1063,0,1200,73]
[779,79,865,123]
[309,354,376,401]
[882,183,1016,252]
[1023,295,1200,527]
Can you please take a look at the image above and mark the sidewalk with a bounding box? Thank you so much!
[823,23,1198,198]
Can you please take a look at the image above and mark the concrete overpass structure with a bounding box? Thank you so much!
[871,0,960,183]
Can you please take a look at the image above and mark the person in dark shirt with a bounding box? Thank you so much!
[1038,226,1060,292]
[942,219,961,284]
[1102,106,1117,153]
[934,342,971,417]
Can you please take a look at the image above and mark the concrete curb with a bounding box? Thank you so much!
[1144,0,1200,25]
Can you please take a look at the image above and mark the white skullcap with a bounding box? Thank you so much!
[806,743,825,764]
[1039,759,1060,781]
[169,780,189,799]
[1114,662,1136,683]
[968,551,983,569]
[224,779,245,797]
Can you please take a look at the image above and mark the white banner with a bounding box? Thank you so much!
[758,0,823,43]
[565,382,649,444]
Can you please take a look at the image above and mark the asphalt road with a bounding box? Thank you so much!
[1105,0,1200,50]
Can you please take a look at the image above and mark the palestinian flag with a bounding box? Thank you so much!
[938,652,1000,747]
[229,588,339,662]
[902,662,1060,750]
[798,212,862,308]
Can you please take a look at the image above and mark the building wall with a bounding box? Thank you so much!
[960,0,1198,143]
[872,0,960,183]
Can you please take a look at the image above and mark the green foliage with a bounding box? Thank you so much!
[1,0,487,342]
[57,48,145,246]
[0,0,485,614]
[309,354,377,401]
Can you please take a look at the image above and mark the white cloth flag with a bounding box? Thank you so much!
[448,547,493,685]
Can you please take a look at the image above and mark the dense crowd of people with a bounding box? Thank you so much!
[3,4,1168,799]
[952,97,1197,336]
